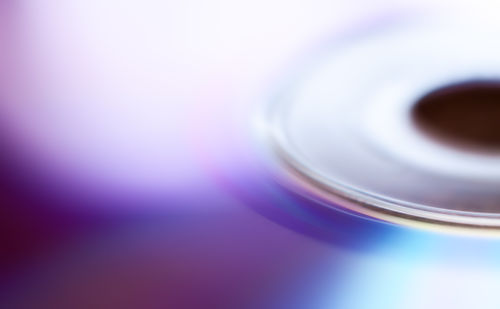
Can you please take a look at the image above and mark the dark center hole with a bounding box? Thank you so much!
[412,80,500,153]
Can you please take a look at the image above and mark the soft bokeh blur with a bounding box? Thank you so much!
[2,1,500,308]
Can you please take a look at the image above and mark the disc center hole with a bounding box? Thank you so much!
[412,80,500,153]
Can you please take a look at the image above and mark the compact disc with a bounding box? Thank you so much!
[263,15,500,229]
[5,2,500,309]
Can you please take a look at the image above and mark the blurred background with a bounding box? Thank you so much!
[2,1,500,308]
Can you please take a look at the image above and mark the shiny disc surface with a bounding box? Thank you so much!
[266,17,500,228]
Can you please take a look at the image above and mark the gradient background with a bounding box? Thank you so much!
[1,1,500,308]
